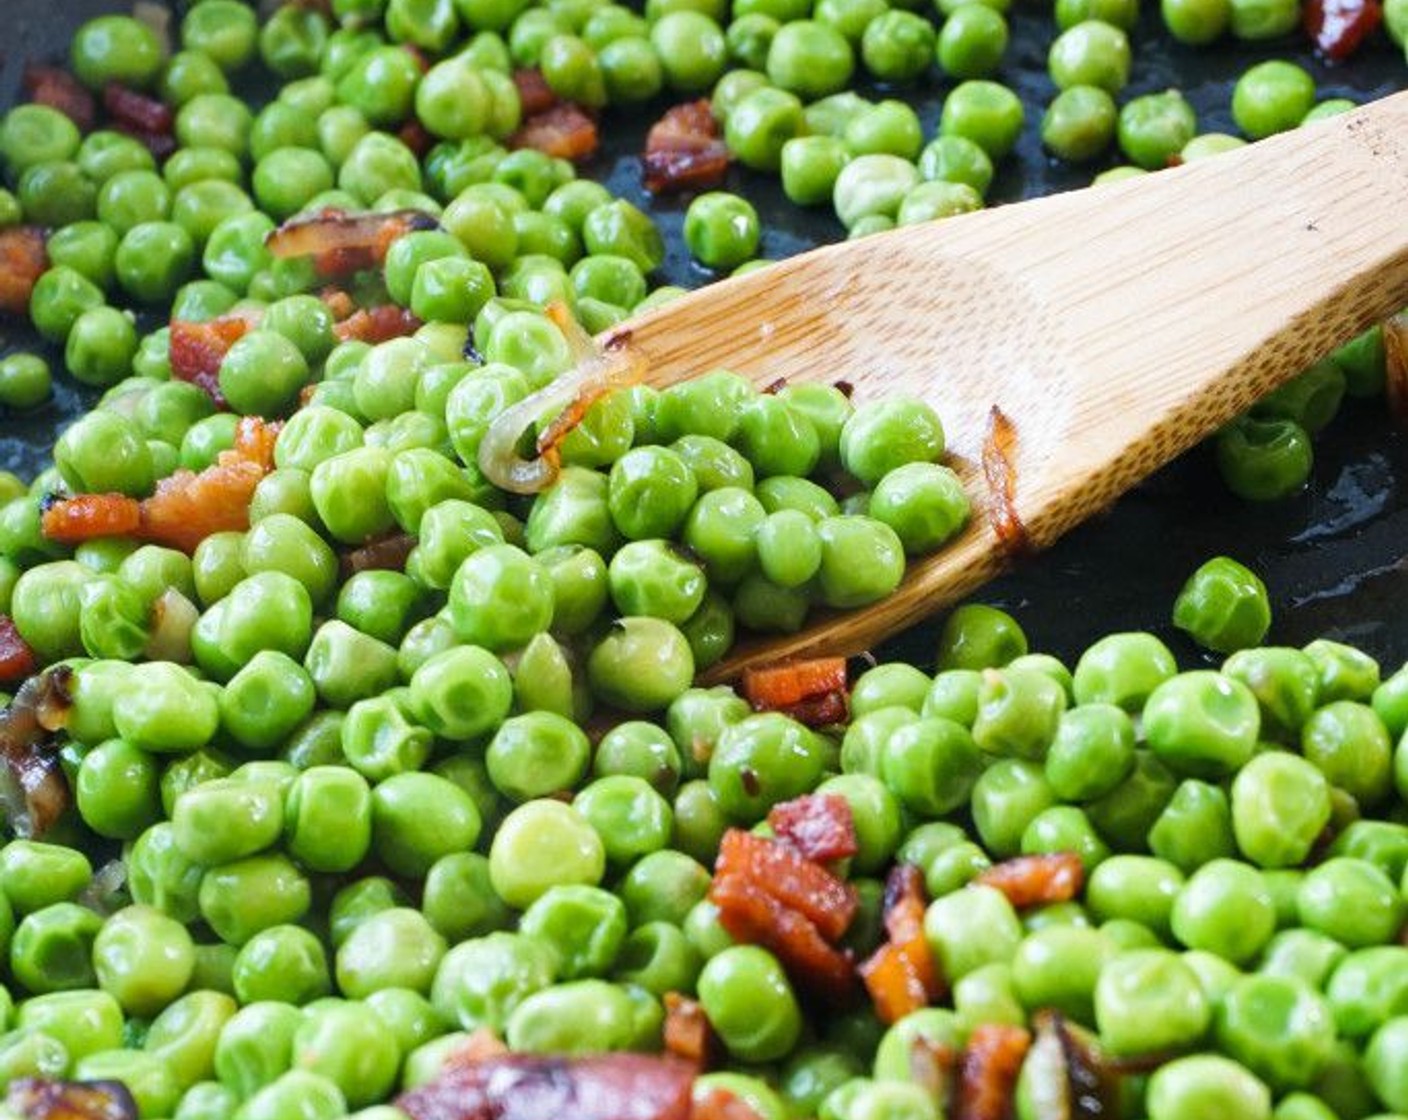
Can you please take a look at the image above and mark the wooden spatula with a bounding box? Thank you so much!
[617,91,1408,681]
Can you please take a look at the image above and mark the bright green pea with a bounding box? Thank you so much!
[1143,670,1261,778]
[112,661,220,754]
[1297,858,1404,948]
[1097,948,1211,1055]
[198,854,310,947]
[10,903,103,993]
[1301,700,1393,806]
[336,908,446,999]
[290,1003,397,1110]
[1048,19,1130,92]
[924,884,1023,980]
[1230,752,1331,869]
[92,904,195,1017]
[145,990,238,1092]
[1172,859,1277,964]
[488,799,605,909]
[430,931,557,1038]
[1214,972,1336,1092]
[75,738,161,841]
[1144,778,1235,874]
[699,945,802,1062]
[520,885,627,979]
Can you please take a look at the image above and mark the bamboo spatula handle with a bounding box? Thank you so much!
[612,92,1408,679]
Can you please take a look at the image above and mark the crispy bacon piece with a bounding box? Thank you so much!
[266,208,438,277]
[642,100,730,195]
[319,287,358,322]
[955,1024,1031,1120]
[341,532,417,578]
[768,793,858,863]
[511,103,600,162]
[397,1053,695,1120]
[692,1088,766,1120]
[233,416,281,472]
[976,852,1085,909]
[7,1078,137,1120]
[103,83,174,136]
[138,470,251,556]
[0,227,49,318]
[860,938,933,1026]
[442,1029,511,1069]
[741,657,849,728]
[513,68,558,117]
[42,418,279,555]
[40,494,142,546]
[137,454,264,554]
[982,404,1029,557]
[1304,0,1382,59]
[860,865,943,1024]
[333,305,423,344]
[169,312,259,404]
[0,669,74,839]
[662,993,715,1066]
[715,828,858,940]
[709,870,857,1000]
[1385,312,1408,431]
[0,617,37,684]
[23,66,95,132]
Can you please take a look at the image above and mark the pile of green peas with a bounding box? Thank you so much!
[0,0,1401,1119]
[0,584,1404,1120]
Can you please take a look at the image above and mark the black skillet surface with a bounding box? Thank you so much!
[2,0,1406,669]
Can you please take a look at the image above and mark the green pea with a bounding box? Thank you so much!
[1230,752,1331,869]
[1297,858,1404,948]
[924,884,1023,980]
[75,738,161,841]
[1143,670,1260,778]
[488,799,605,909]
[1145,778,1235,874]
[1048,19,1130,91]
[1173,556,1272,653]
[1233,60,1315,139]
[588,617,695,713]
[1301,700,1393,806]
[92,904,195,1017]
[198,854,311,947]
[335,908,445,1000]
[20,989,123,1066]
[128,823,205,924]
[880,717,982,817]
[1097,948,1211,1055]
[1217,414,1314,500]
[372,771,482,878]
[1171,859,1277,964]
[970,759,1056,858]
[10,903,103,993]
[430,930,557,1031]
[115,221,196,304]
[1215,973,1336,1092]
[699,945,802,1062]
[112,662,220,754]
[144,990,238,1093]
[0,841,91,915]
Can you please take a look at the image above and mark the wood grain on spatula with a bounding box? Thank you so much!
[611,91,1408,681]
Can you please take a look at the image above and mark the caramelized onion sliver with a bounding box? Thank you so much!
[478,304,646,495]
